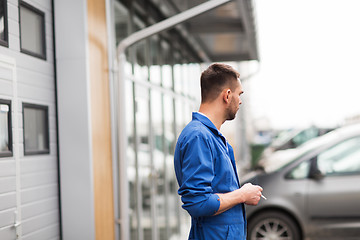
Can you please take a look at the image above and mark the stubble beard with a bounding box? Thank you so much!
[225,106,238,121]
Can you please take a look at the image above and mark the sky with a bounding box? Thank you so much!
[248,0,360,130]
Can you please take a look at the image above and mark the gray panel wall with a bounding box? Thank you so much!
[0,0,59,239]
[54,0,96,239]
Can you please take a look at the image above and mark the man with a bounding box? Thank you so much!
[174,63,263,239]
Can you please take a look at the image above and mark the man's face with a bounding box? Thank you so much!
[226,80,243,121]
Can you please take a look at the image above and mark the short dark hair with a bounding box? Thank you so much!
[200,63,240,103]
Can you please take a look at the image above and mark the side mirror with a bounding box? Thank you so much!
[309,168,324,180]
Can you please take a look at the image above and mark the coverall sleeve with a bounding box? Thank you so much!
[177,134,220,217]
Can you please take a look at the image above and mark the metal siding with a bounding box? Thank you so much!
[0,161,16,177]
[21,184,58,204]
[21,171,58,189]
[0,227,15,239]
[21,211,59,236]
[0,178,16,196]
[22,224,59,240]
[0,0,59,239]
[0,193,16,211]
[0,209,15,228]
[21,197,58,220]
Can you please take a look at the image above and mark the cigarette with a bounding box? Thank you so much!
[261,194,267,200]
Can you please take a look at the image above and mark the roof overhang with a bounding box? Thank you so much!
[117,0,259,63]
[183,0,259,62]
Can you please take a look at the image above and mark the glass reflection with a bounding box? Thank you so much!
[151,89,166,239]
[163,95,178,237]
[162,41,173,89]
[0,103,10,153]
[149,37,161,85]
[188,64,201,98]
[114,1,128,45]
[134,40,148,81]
[182,64,189,96]
[175,99,183,138]
[173,64,182,93]
[125,80,137,240]
[162,65,172,89]
[0,0,7,44]
[150,65,161,85]
[135,85,152,239]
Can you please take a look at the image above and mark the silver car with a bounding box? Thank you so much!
[244,123,360,240]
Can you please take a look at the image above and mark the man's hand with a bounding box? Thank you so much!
[239,183,263,206]
[214,183,263,215]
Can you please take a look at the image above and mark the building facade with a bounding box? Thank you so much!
[0,0,59,239]
[0,0,258,239]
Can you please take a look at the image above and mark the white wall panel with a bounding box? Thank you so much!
[21,171,58,189]
[21,198,58,220]
[0,227,15,240]
[21,185,57,204]
[0,209,15,228]
[0,161,16,177]
[22,223,59,240]
[0,0,60,238]
[0,177,16,194]
[20,158,57,174]
[21,211,58,236]
[0,193,16,211]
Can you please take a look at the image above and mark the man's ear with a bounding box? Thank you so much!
[223,89,231,103]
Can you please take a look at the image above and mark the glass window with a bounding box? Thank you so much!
[161,41,173,89]
[135,85,152,239]
[151,89,166,239]
[149,64,161,85]
[0,99,12,157]
[317,137,360,176]
[182,64,189,96]
[173,63,183,93]
[292,127,319,147]
[125,80,138,240]
[0,0,8,47]
[162,64,172,89]
[19,1,46,59]
[149,37,161,85]
[114,0,128,46]
[23,103,49,155]
[286,160,311,179]
[132,40,148,81]
[163,94,179,238]
[188,63,201,98]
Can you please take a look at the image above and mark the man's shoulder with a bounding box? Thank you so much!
[178,119,212,142]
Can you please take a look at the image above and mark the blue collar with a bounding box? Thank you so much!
[192,112,227,146]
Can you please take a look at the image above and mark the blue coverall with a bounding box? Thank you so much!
[174,112,246,240]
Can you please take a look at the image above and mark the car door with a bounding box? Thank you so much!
[306,136,360,238]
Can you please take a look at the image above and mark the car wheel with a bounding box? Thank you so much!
[247,210,301,240]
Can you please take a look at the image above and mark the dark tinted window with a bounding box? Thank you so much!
[23,103,49,155]
[0,99,12,157]
[19,1,46,59]
[0,0,8,46]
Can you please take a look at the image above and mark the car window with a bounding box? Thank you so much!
[317,136,360,176]
[292,127,318,147]
[286,160,311,179]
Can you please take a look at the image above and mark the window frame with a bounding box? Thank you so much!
[0,0,9,47]
[18,0,46,60]
[0,99,12,157]
[22,102,50,155]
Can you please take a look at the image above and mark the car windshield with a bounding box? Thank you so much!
[271,129,300,148]
[265,130,340,173]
